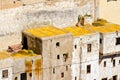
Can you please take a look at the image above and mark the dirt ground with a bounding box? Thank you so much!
[0,33,21,51]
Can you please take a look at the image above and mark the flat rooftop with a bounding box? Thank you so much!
[25,25,68,38]
[62,26,91,36]
[0,52,11,60]
[12,50,38,59]
[63,23,120,36]
[88,23,120,33]
[0,50,38,60]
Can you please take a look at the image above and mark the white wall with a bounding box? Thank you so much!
[99,57,120,80]
[102,31,120,54]
[0,58,13,80]
[72,33,100,80]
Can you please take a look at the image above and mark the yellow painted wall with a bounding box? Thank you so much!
[99,0,120,25]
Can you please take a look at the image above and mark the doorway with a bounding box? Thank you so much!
[23,37,28,49]
[20,73,27,80]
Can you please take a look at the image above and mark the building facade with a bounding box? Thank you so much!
[63,26,100,80]
[22,26,73,80]
[1,22,120,80]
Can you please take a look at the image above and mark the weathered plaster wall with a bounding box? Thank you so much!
[72,33,100,80]
[0,0,95,36]
[101,31,120,54]
[0,58,13,80]
[99,57,120,80]
[41,33,73,80]
[13,56,42,80]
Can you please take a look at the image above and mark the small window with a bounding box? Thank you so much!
[75,77,77,80]
[87,44,92,52]
[15,77,18,80]
[113,60,115,67]
[61,72,64,78]
[29,73,32,77]
[100,38,102,44]
[23,4,26,6]
[57,55,60,59]
[56,42,60,47]
[102,78,107,80]
[63,54,68,62]
[104,61,106,67]
[113,75,117,80]
[116,37,120,45]
[119,60,120,64]
[53,68,55,74]
[2,70,8,78]
[66,66,68,71]
[13,1,16,4]
[87,65,91,74]
[74,45,77,49]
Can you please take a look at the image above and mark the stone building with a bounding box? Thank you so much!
[0,50,42,80]
[12,51,42,80]
[22,25,73,80]
[0,52,13,80]
[63,26,100,80]
[1,22,120,80]
[88,22,120,80]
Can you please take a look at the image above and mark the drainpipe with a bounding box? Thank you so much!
[79,47,82,80]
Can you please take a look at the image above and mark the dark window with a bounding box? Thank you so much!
[63,54,68,62]
[113,75,117,80]
[53,68,55,74]
[74,45,77,49]
[113,59,115,67]
[56,42,60,47]
[87,65,91,74]
[15,77,18,80]
[61,72,64,78]
[57,55,60,59]
[23,4,26,6]
[13,1,16,4]
[75,77,77,80]
[20,73,27,80]
[87,44,92,52]
[2,70,8,78]
[100,38,102,44]
[29,73,32,77]
[23,37,28,49]
[119,60,120,64]
[116,37,120,45]
[66,66,68,71]
[102,78,107,80]
[104,61,106,67]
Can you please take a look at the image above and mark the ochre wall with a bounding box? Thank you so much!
[99,0,120,25]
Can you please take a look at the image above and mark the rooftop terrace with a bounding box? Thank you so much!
[62,26,91,36]
[0,50,38,60]
[0,52,11,60]
[12,50,38,59]
[25,25,67,38]
[63,22,120,36]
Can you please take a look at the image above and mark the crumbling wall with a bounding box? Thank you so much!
[0,0,95,36]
